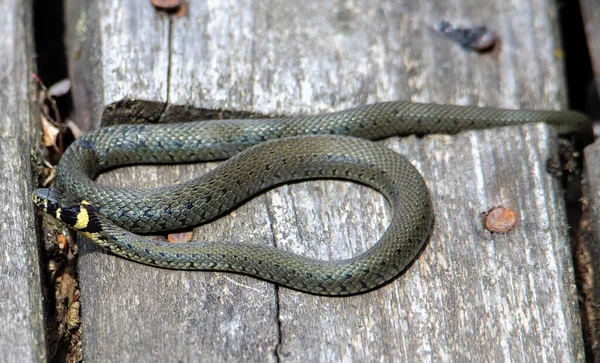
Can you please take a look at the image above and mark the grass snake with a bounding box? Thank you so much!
[33,101,590,295]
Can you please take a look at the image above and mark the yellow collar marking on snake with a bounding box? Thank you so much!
[74,205,90,229]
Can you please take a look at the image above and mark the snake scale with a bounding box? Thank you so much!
[33,101,590,295]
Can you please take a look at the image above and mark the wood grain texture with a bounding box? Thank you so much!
[580,140,600,361]
[580,0,600,96]
[0,0,47,360]
[62,0,584,361]
[275,125,582,361]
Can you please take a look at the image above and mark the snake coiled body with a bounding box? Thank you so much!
[33,101,590,295]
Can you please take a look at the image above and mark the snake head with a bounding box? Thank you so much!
[33,188,68,215]
[33,188,97,231]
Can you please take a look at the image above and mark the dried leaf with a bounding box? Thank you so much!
[57,234,68,250]
[42,167,55,187]
[48,79,71,97]
[168,231,193,243]
[67,301,81,330]
[41,114,60,148]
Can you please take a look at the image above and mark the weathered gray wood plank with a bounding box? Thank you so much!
[0,0,47,361]
[275,124,583,361]
[62,0,584,361]
[580,140,600,361]
[580,0,600,97]
[571,1,599,358]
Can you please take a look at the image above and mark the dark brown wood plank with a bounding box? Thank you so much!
[0,0,47,360]
[62,0,585,361]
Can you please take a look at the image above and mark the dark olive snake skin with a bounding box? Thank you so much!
[33,101,590,295]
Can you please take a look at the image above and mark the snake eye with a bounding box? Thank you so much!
[45,200,59,215]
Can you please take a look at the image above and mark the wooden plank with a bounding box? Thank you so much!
[62,0,585,361]
[580,140,600,362]
[0,0,47,361]
[580,0,600,96]
[64,3,279,362]
[276,124,584,361]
